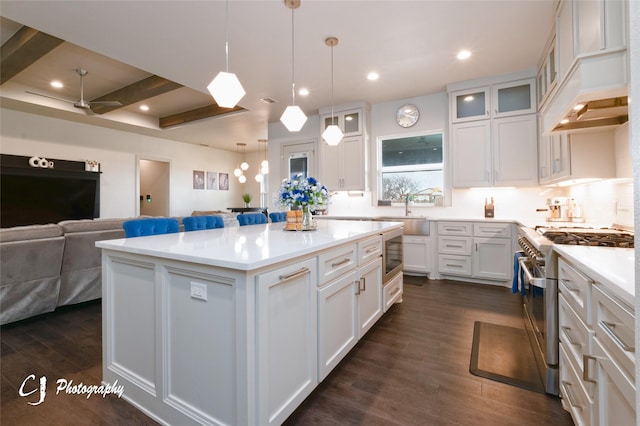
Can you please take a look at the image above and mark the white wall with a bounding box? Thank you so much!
[0,108,241,218]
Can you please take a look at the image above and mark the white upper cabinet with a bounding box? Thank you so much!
[491,80,536,118]
[448,74,538,187]
[321,109,362,137]
[319,102,369,191]
[451,79,536,124]
[450,87,490,123]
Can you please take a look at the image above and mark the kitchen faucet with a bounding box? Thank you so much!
[404,194,411,216]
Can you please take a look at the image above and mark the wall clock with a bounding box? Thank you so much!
[396,104,419,128]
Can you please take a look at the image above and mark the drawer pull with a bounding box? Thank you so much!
[446,263,463,268]
[583,355,599,384]
[390,287,401,296]
[600,321,635,353]
[278,267,309,283]
[445,244,462,248]
[561,381,582,409]
[365,247,378,254]
[331,258,351,268]
[561,326,581,347]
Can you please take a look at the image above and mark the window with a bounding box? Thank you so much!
[379,132,444,205]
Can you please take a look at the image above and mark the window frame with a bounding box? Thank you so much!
[376,130,446,207]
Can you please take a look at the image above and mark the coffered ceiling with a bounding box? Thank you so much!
[0,1,556,153]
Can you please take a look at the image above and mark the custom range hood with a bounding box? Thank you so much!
[552,96,628,131]
[541,49,628,134]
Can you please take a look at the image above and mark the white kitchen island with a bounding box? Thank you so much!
[96,219,402,426]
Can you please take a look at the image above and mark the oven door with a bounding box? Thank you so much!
[382,227,403,283]
[519,256,559,395]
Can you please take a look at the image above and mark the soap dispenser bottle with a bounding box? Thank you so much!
[484,197,495,218]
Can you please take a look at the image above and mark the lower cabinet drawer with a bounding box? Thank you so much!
[383,272,403,312]
[318,243,357,286]
[560,342,594,426]
[559,292,593,385]
[437,236,472,255]
[437,254,471,276]
[592,284,635,382]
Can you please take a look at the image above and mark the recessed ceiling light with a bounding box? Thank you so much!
[457,50,471,60]
[298,88,309,96]
[560,118,569,124]
[139,105,149,111]
[50,80,63,88]
[367,72,379,81]
[573,104,584,111]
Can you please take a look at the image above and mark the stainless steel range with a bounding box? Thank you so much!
[516,225,634,396]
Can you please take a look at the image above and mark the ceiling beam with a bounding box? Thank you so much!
[159,104,245,129]
[90,75,184,114]
[0,26,64,85]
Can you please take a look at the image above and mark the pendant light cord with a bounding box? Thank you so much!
[330,43,335,125]
[290,6,296,106]
[224,0,229,73]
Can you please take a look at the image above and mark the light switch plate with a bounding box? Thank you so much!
[190,282,207,301]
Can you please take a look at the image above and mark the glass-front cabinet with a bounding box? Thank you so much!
[321,109,362,137]
[450,88,490,123]
[451,78,535,123]
[491,78,536,118]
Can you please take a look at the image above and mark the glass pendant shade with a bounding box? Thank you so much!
[238,174,247,183]
[322,124,344,146]
[207,71,245,108]
[261,159,269,168]
[280,105,307,132]
[234,168,242,177]
[240,161,249,171]
[255,173,263,182]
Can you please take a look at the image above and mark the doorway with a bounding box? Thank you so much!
[138,158,170,216]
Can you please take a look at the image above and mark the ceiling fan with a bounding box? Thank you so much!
[26,68,122,112]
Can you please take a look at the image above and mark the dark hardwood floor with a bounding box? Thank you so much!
[1,276,573,425]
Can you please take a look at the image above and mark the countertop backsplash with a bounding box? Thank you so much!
[568,179,634,229]
[325,187,567,226]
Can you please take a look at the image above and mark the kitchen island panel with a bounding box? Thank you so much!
[103,255,157,396]
[163,266,237,426]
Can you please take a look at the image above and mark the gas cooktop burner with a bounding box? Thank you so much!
[542,230,634,248]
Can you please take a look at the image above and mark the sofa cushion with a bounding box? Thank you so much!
[0,224,62,242]
[58,217,129,233]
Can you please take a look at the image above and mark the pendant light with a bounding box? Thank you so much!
[207,0,246,108]
[234,143,248,183]
[255,139,268,182]
[280,0,307,132]
[322,36,344,146]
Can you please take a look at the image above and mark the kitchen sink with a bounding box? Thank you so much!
[373,216,430,236]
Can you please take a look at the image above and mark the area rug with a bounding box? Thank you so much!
[469,321,545,393]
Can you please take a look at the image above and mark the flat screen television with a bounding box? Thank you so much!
[1,167,100,228]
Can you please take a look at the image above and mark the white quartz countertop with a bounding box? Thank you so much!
[553,245,635,307]
[96,219,401,271]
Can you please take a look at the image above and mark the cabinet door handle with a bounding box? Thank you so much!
[278,267,309,283]
[561,326,581,347]
[600,321,635,353]
[331,258,351,268]
[355,281,361,295]
[475,243,478,252]
[583,354,598,383]
[561,381,582,409]
[361,277,366,292]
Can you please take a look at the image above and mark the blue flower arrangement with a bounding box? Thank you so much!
[277,174,330,210]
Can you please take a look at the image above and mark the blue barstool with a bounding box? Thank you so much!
[122,218,180,237]
[237,213,267,226]
[269,212,287,223]
[183,215,224,231]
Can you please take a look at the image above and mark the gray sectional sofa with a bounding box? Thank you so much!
[0,213,242,325]
[0,218,128,325]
